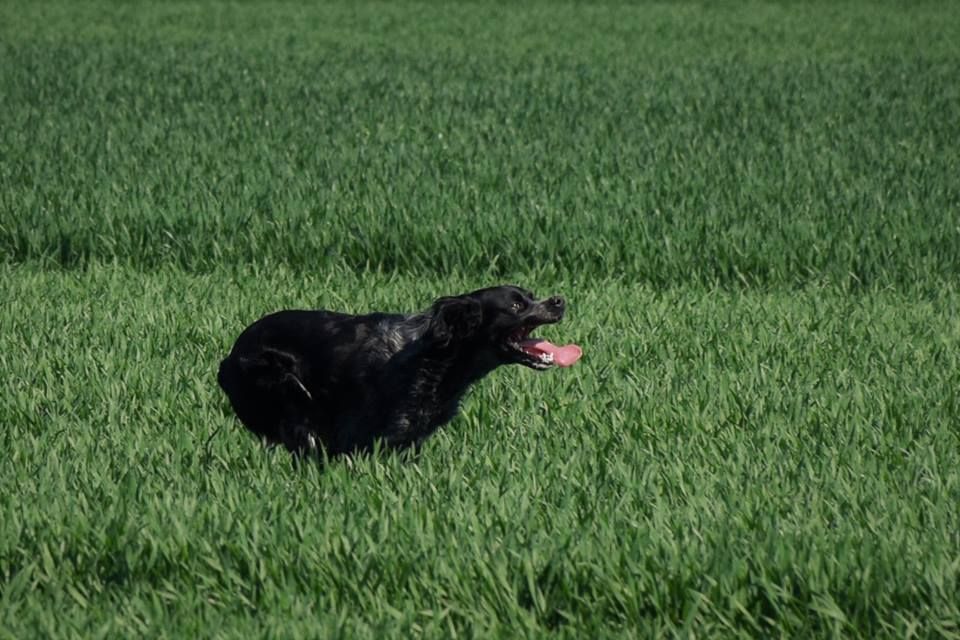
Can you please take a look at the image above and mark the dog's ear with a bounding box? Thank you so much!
[429,297,483,347]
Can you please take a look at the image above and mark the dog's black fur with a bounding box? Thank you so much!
[217,285,568,457]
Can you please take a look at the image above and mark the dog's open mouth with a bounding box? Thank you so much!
[506,326,583,370]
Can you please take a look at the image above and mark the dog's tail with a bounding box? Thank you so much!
[217,354,270,435]
[217,356,236,393]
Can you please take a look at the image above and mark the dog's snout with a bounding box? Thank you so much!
[547,296,565,309]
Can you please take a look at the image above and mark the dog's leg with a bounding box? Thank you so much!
[221,347,324,451]
[271,371,325,457]
[282,372,312,400]
[278,417,324,458]
[255,347,313,401]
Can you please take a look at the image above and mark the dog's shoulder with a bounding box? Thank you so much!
[362,312,431,360]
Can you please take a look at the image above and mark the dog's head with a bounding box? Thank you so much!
[429,285,581,370]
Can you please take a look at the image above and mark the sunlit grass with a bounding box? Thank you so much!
[1,0,959,637]
[1,2,958,288]
[2,263,959,636]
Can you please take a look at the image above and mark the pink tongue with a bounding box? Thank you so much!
[520,339,583,367]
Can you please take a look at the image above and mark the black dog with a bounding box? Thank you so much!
[217,285,582,457]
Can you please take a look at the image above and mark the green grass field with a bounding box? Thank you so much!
[2,1,959,637]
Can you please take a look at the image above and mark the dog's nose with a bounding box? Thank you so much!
[547,296,565,309]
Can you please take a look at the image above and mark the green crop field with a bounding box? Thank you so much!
[2,1,959,637]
